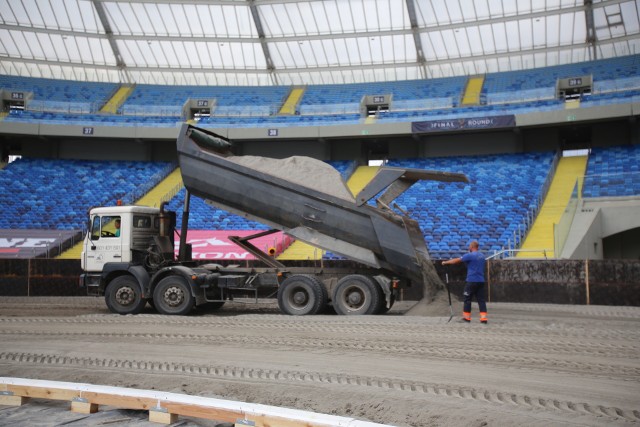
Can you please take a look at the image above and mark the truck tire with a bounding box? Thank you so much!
[105,276,146,315]
[278,275,327,316]
[332,275,380,315]
[153,275,195,316]
[370,282,387,314]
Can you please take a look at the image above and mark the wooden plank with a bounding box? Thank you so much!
[163,402,241,423]
[0,378,391,427]
[80,392,156,410]
[71,400,99,414]
[6,385,79,401]
[0,395,30,406]
[149,409,178,424]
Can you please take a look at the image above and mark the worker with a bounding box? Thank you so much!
[114,219,121,237]
[442,241,487,324]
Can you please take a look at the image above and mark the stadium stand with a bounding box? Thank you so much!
[0,75,117,114]
[0,158,174,230]
[383,152,556,259]
[582,145,640,198]
[1,55,638,127]
[483,54,640,104]
[4,110,182,127]
[121,84,290,116]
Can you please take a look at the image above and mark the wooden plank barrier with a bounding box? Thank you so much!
[0,377,390,427]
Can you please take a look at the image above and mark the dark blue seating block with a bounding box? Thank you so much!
[385,152,555,259]
[0,158,173,230]
[582,145,640,198]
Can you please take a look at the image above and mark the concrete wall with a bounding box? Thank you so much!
[515,103,633,128]
[58,139,150,161]
[241,139,329,159]
[419,130,523,157]
[561,197,640,259]
[329,138,365,162]
[521,127,560,152]
[439,259,640,306]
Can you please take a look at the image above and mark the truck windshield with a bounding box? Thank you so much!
[90,215,122,240]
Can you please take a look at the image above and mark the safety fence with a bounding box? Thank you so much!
[1,258,638,306]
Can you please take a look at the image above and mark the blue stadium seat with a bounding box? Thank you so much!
[3,54,638,128]
[582,145,640,198]
[383,152,555,259]
[0,158,174,230]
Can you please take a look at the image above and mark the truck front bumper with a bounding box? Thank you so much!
[80,274,102,296]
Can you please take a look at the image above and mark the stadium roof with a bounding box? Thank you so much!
[0,0,639,86]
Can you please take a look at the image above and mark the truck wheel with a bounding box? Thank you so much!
[278,275,327,315]
[153,275,195,315]
[333,275,380,315]
[105,276,146,315]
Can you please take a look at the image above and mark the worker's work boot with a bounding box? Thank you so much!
[462,311,471,323]
[480,312,488,324]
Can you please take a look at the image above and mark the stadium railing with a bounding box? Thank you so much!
[553,179,581,258]
[503,151,561,257]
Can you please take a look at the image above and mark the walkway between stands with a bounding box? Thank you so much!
[518,155,588,258]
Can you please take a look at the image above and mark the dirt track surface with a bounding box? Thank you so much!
[1,297,639,426]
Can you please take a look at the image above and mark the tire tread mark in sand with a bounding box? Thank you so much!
[2,330,638,380]
[1,317,639,343]
[0,351,638,424]
[5,329,638,360]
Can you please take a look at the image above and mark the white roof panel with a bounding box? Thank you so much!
[0,0,638,84]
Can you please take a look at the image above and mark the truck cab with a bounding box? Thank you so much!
[82,206,163,274]
[80,205,187,314]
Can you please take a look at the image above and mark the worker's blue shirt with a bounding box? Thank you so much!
[461,251,486,282]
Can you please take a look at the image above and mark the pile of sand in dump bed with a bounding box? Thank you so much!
[228,155,355,202]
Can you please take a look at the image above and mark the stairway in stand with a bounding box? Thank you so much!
[100,84,135,114]
[517,156,588,258]
[278,87,305,115]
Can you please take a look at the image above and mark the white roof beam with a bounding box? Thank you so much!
[585,0,597,60]
[0,23,415,43]
[1,31,637,73]
[405,0,427,79]
[419,0,629,32]
[248,0,277,85]
[3,0,628,43]
[91,0,131,82]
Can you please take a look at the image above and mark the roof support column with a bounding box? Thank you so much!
[92,0,131,83]
[248,0,278,85]
[584,0,597,60]
[406,0,427,79]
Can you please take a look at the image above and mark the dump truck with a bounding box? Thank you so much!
[80,124,468,316]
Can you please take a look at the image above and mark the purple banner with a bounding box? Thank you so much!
[412,115,516,133]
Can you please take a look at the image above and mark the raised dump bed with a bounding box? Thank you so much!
[177,125,468,293]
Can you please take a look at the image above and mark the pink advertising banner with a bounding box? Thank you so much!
[176,230,292,260]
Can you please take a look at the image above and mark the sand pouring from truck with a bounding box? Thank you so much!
[80,124,468,316]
